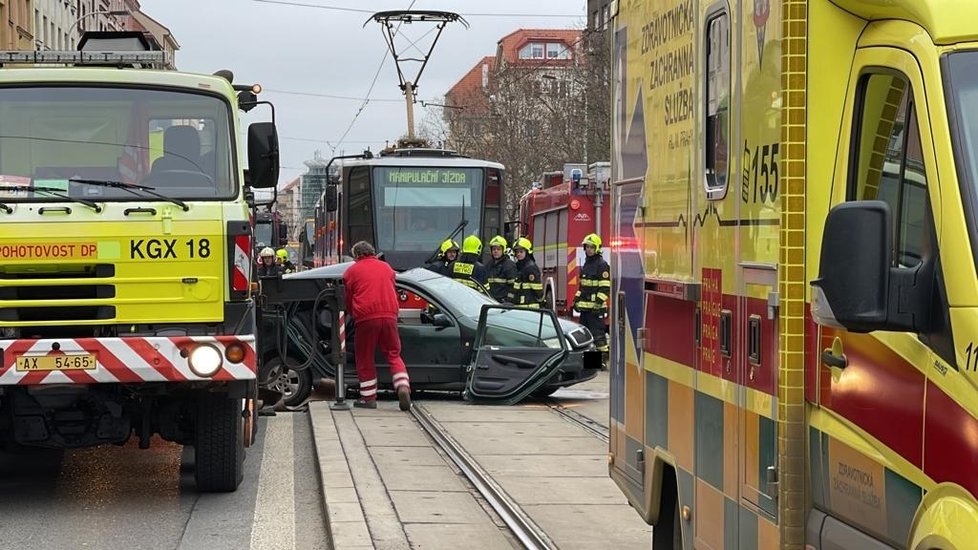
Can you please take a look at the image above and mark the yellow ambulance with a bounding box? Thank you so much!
[608,0,978,547]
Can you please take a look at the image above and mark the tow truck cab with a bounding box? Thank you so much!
[0,33,279,492]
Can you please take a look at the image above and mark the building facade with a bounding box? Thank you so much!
[587,0,613,30]
[2,0,34,50]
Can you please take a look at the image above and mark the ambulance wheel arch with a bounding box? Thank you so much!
[643,449,684,547]
[636,447,679,526]
[908,483,978,550]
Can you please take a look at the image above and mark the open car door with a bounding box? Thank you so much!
[465,305,568,405]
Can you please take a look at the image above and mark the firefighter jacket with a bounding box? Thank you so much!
[510,255,544,308]
[426,259,453,277]
[451,252,487,290]
[257,262,283,278]
[574,254,611,312]
[486,255,518,303]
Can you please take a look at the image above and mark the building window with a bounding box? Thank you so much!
[546,42,572,59]
[519,42,546,60]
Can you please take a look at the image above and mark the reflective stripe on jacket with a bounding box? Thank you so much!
[574,254,610,311]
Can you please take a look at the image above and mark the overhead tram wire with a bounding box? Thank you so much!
[331,0,418,153]
[262,89,402,103]
[251,0,582,18]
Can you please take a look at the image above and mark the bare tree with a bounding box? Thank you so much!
[440,27,611,222]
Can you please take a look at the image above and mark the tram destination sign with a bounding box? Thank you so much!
[381,167,472,185]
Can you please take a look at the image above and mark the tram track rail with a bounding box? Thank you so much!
[410,403,557,550]
[545,401,610,444]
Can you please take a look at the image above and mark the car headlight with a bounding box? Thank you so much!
[189,344,223,377]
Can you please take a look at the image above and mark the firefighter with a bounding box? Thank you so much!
[427,239,459,277]
[257,247,283,277]
[486,235,517,303]
[452,234,487,290]
[276,248,296,273]
[573,233,611,366]
[509,237,544,308]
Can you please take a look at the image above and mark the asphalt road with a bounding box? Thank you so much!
[0,411,329,550]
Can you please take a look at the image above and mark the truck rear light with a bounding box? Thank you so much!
[225,342,246,363]
[227,221,252,301]
[232,234,251,292]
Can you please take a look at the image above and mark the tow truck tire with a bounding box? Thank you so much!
[195,393,245,493]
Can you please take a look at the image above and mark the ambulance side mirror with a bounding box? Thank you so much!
[811,201,932,334]
[811,201,890,332]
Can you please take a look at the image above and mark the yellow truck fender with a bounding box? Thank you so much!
[908,483,978,550]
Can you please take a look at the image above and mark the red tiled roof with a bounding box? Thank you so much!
[445,56,495,112]
[497,28,581,64]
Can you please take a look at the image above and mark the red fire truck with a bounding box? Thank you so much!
[516,162,610,316]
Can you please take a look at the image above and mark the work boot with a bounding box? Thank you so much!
[397,386,412,411]
[354,399,377,409]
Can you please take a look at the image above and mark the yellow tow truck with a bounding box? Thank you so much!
[0,32,280,492]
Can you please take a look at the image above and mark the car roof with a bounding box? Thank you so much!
[285,262,440,284]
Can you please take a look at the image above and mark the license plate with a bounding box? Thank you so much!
[16,354,96,371]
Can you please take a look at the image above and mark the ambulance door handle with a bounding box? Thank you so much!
[38,206,71,215]
[125,207,157,216]
[821,349,847,369]
[821,336,847,369]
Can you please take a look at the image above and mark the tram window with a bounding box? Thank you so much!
[347,167,373,250]
[704,10,730,199]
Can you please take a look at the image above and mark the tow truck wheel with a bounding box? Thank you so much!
[195,392,245,493]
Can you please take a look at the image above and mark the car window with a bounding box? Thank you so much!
[482,308,562,348]
[414,275,496,318]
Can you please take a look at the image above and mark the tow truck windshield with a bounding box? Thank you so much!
[0,86,235,203]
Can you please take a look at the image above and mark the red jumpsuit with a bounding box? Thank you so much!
[342,255,410,401]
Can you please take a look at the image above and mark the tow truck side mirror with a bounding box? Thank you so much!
[247,122,279,189]
[811,200,932,334]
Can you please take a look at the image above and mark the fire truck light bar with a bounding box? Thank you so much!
[0,50,166,67]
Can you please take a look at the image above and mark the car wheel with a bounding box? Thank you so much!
[266,357,313,408]
[530,386,560,398]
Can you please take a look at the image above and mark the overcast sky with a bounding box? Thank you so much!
[139,0,586,186]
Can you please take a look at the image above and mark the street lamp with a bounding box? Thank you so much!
[74,9,130,36]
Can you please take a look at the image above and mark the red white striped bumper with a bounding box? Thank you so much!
[0,336,256,385]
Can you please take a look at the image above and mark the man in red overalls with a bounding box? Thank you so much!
[342,241,412,410]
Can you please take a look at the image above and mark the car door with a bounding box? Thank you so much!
[394,287,465,386]
[465,304,568,405]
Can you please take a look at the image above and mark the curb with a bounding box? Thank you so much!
[309,401,376,549]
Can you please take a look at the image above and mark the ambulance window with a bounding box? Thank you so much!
[849,73,929,268]
[705,11,730,198]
